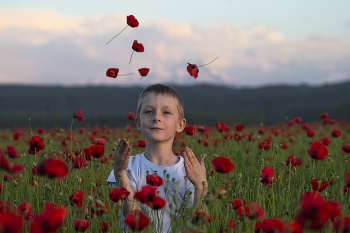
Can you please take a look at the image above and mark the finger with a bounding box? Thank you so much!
[119,139,126,155]
[126,146,132,157]
[186,148,195,164]
[122,141,129,157]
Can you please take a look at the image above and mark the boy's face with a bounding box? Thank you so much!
[136,92,186,143]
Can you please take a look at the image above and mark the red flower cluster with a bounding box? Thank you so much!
[134,185,166,210]
[285,154,302,167]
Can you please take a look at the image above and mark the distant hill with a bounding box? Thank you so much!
[1,82,349,128]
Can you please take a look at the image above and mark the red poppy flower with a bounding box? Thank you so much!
[3,174,13,182]
[106,68,134,78]
[323,118,329,124]
[18,202,33,221]
[235,124,244,131]
[212,186,227,199]
[44,201,56,211]
[248,203,265,220]
[332,129,342,138]
[89,144,105,159]
[283,222,303,233]
[6,145,18,159]
[258,127,264,134]
[147,196,166,210]
[230,199,247,210]
[128,40,144,64]
[311,178,329,192]
[211,157,235,173]
[286,154,302,167]
[134,185,157,204]
[79,127,85,133]
[0,154,24,174]
[73,109,82,118]
[138,68,150,80]
[99,221,109,232]
[343,144,350,153]
[30,206,68,233]
[138,139,146,148]
[321,137,332,146]
[198,126,207,132]
[146,174,164,187]
[308,140,328,160]
[260,166,274,184]
[323,200,341,220]
[333,216,350,232]
[0,212,24,233]
[280,143,288,149]
[127,112,135,120]
[186,56,219,79]
[109,187,130,202]
[37,158,69,179]
[215,121,229,132]
[255,221,262,233]
[259,141,270,150]
[301,191,324,218]
[106,15,139,45]
[344,186,350,195]
[90,200,109,216]
[74,218,89,232]
[237,206,250,218]
[320,113,328,119]
[184,126,195,135]
[70,190,84,208]
[261,218,284,233]
[346,171,350,188]
[28,136,45,155]
[307,130,316,137]
[36,127,45,134]
[302,124,312,131]
[124,209,150,231]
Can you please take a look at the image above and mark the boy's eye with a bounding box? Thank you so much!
[145,111,170,114]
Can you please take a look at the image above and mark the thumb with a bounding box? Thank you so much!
[200,155,207,167]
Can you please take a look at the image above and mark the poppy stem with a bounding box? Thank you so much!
[71,117,74,156]
[27,117,34,137]
[129,51,135,64]
[197,56,219,68]
[119,73,134,76]
[106,25,129,45]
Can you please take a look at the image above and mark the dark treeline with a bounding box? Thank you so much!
[1,81,350,129]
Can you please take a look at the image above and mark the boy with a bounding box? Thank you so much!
[107,84,208,233]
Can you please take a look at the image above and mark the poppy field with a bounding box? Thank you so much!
[1,111,350,233]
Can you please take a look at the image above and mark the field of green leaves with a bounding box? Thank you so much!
[1,112,350,233]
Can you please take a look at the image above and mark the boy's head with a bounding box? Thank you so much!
[135,84,186,138]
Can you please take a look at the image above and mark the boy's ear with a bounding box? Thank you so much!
[176,118,186,133]
[135,117,141,131]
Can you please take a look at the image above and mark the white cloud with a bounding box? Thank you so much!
[0,7,350,87]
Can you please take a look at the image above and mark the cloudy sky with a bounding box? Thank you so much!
[1,0,350,87]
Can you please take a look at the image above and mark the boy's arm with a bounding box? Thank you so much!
[114,170,141,218]
[193,181,208,216]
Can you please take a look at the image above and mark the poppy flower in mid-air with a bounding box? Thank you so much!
[138,68,150,80]
[106,15,139,45]
[106,68,134,78]
[186,56,219,78]
[129,40,144,64]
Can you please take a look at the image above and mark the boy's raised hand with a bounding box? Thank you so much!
[182,147,207,188]
[114,138,132,172]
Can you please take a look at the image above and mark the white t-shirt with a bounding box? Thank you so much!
[106,152,195,233]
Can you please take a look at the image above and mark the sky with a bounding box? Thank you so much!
[1,0,350,88]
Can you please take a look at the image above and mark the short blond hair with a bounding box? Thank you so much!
[136,84,184,124]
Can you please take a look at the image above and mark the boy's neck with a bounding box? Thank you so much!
[143,148,180,167]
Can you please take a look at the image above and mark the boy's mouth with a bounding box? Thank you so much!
[150,127,163,130]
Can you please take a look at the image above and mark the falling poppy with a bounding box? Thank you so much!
[124,209,150,231]
[186,56,219,79]
[37,158,69,179]
[146,174,164,187]
[308,140,328,160]
[109,187,130,202]
[211,157,235,173]
[28,136,45,155]
[138,68,150,80]
[106,15,139,45]
[129,40,144,64]
[73,109,82,118]
[106,68,134,78]
[74,218,89,232]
